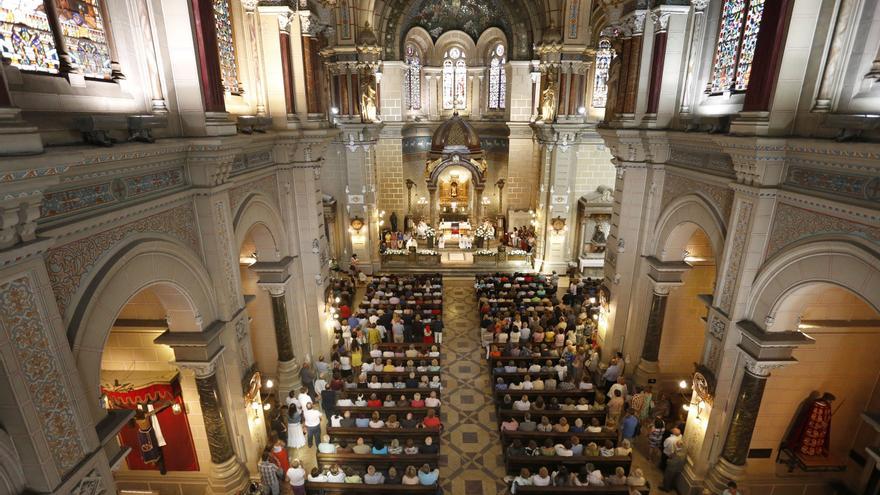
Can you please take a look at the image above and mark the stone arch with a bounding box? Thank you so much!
[475,27,508,65]
[233,194,289,262]
[69,240,218,420]
[403,26,434,61]
[653,194,726,263]
[431,30,477,65]
[747,239,880,332]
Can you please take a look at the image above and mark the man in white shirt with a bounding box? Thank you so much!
[513,396,531,411]
[286,459,306,494]
[607,376,629,401]
[303,403,323,448]
[297,388,312,409]
[664,427,682,459]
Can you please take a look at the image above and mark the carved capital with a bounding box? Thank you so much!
[240,0,258,12]
[175,347,225,379]
[691,0,710,11]
[187,149,235,187]
[278,13,292,33]
[740,352,791,377]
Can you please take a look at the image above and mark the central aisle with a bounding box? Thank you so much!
[440,276,508,494]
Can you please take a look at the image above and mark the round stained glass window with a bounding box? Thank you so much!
[495,45,505,56]
[449,47,461,59]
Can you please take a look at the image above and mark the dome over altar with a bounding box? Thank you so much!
[431,112,481,154]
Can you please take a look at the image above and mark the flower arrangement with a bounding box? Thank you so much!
[509,249,529,256]
[475,249,496,256]
[384,248,409,255]
[475,224,494,240]
[423,225,436,238]
[417,249,438,256]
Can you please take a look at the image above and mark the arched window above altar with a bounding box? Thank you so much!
[404,43,422,110]
[0,0,113,79]
[708,0,766,94]
[487,43,506,110]
[443,47,467,110]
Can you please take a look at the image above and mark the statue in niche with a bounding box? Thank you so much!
[360,76,379,123]
[390,212,398,232]
[538,75,558,123]
[450,181,459,198]
[591,223,607,246]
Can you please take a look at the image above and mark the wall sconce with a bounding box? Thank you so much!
[330,107,339,115]
[349,217,365,233]
[551,217,567,233]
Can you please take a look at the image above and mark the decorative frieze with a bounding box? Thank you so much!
[46,204,200,319]
[718,201,753,313]
[668,145,734,177]
[231,149,274,175]
[228,174,281,215]
[766,202,880,258]
[784,165,880,205]
[40,168,186,220]
[0,275,86,473]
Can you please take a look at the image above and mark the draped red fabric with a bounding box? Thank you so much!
[102,377,200,471]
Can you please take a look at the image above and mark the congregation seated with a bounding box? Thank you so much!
[509,465,648,493]
[330,410,442,430]
[304,463,440,491]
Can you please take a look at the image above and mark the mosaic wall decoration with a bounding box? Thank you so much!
[592,39,612,108]
[46,203,201,319]
[53,0,112,79]
[487,44,505,110]
[661,173,734,222]
[0,275,86,473]
[766,203,880,259]
[404,44,422,110]
[212,0,241,94]
[0,1,59,73]
[567,0,579,38]
[718,200,752,313]
[402,0,512,43]
[785,165,880,205]
[228,173,280,216]
[231,148,273,174]
[40,167,186,219]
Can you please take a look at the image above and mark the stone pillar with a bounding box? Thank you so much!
[634,257,687,384]
[242,0,268,115]
[645,14,668,115]
[252,258,300,396]
[813,0,858,110]
[429,187,438,226]
[679,0,709,116]
[474,187,483,222]
[176,353,248,494]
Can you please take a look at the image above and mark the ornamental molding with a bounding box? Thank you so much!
[212,200,239,311]
[622,11,648,36]
[718,200,753,313]
[650,10,671,32]
[241,0,258,11]
[709,314,727,340]
[278,13,292,32]
[175,347,225,379]
[71,470,106,495]
[691,0,710,11]
[661,172,734,222]
[59,157,186,184]
[775,189,880,225]
[229,173,281,215]
[766,202,880,259]
[740,352,791,377]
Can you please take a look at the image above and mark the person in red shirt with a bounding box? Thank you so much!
[366,393,382,408]
[339,304,351,319]
[423,325,434,344]
[410,393,425,408]
[421,408,442,429]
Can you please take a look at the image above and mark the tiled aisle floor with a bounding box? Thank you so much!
[439,277,509,495]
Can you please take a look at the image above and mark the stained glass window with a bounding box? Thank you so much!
[443,47,466,110]
[212,0,241,94]
[54,0,111,79]
[488,44,505,110]
[404,43,421,110]
[709,0,765,94]
[0,1,60,74]
[592,39,612,108]
[735,0,765,91]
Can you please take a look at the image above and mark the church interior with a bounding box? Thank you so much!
[0,0,878,494]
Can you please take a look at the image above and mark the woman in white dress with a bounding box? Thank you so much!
[437,235,445,249]
[287,402,306,449]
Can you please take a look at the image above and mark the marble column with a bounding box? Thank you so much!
[190,0,226,113]
[135,0,168,112]
[634,285,670,379]
[646,21,668,114]
[813,0,858,110]
[429,187,437,226]
[253,259,300,396]
[176,355,247,494]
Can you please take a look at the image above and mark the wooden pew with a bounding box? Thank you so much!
[305,482,438,495]
[515,486,649,494]
[360,356,444,365]
[500,430,617,446]
[366,371,442,379]
[375,342,437,351]
[494,389,596,402]
[497,409,606,423]
[490,355,570,365]
[336,406,441,416]
[493,370,558,380]
[316,453,439,470]
[341,388,441,398]
[326,427,440,442]
[505,455,632,475]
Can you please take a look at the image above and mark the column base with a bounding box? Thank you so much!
[277,357,301,398]
[705,457,746,493]
[204,112,237,136]
[633,358,660,386]
[207,456,249,495]
[0,108,43,155]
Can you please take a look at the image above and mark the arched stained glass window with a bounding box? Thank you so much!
[709,0,766,94]
[213,0,242,94]
[592,39,612,108]
[0,0,113,79]
[488,44,506,110]
[443,47,466,110]
[404,43,421,110]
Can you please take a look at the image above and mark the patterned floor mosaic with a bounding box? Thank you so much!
[439,277,509,495]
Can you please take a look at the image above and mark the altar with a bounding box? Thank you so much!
[439,221,472,238]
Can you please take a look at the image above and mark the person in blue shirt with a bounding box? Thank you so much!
[317,434,337,453]
[355,414,370,428]
[620,408,639,441]
[417,463,439,485]
[371,439,388,455]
